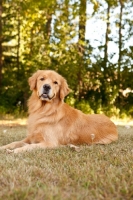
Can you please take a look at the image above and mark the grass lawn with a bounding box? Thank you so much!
[0,119,133,200]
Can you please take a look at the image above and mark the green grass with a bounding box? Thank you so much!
[0,124,133,200]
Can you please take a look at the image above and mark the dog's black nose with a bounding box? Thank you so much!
[43,84,51,91]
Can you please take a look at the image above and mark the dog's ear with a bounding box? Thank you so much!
[28,70,41,90]
[60,78,70,100]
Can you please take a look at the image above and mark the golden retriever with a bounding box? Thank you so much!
[0,70,118,153]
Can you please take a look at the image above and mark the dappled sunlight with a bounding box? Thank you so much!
[111,118,133,127]
[0,118,27,126]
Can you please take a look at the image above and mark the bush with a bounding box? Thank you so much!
[75,100,94,114]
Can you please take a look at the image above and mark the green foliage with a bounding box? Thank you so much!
[0,0,133,117]
[75,100,94,114]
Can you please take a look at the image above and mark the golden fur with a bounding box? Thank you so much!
[0,70,118,153]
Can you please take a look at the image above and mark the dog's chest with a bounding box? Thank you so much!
[42,123,64,142]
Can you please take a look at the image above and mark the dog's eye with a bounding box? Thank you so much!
[40,78,44,81]
[53,81,58,84]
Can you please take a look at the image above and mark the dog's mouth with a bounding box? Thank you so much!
[41,93,49,99]
[39,93,55,100]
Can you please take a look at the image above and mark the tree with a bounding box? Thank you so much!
[0,0,2,89]
[117,0,124,102]
[0,0,133,117]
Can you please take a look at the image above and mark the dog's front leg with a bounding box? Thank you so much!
[0,140,28,150]
[11,142,56,153]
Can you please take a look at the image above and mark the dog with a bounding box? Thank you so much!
[0,70,118,153]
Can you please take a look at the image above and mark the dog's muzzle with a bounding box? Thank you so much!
[39,84,55,100]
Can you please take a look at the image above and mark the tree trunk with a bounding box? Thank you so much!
[118,0,123,89]
[0,0,2,89]
[17,10,20,75]
[104,3,110,70]
[79,0,86,54]
[117,0,124,105]
[46,15,52,41]
[101,3,110,106]
[78,0,86,100]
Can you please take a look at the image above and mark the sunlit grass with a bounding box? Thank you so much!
[0,119,133,200]
[0,118,27,126]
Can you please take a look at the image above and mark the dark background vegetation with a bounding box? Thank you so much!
[0,0,133,117]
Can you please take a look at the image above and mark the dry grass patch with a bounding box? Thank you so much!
[0,122,133,200]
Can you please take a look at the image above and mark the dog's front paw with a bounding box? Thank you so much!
[6,149,14,153]
[0,146,6,150]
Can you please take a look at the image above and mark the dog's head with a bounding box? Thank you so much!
[28,70,70,101]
